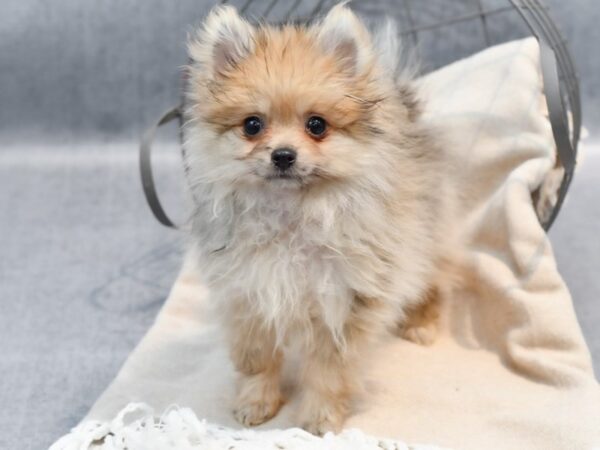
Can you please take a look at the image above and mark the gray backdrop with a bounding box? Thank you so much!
[0,1,598,449]
[1,0,599,142]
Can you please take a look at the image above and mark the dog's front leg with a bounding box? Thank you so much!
[229,317,283,427]
[297,317,367,436]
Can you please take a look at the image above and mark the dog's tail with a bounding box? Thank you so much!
[371,19,420,83]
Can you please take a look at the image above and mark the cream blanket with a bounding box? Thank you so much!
[51,39,600,450]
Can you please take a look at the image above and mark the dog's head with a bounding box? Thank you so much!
[185,4,414,193]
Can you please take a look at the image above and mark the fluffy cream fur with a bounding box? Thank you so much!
[183,4,457,435]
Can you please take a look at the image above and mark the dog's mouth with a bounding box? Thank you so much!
[265,172,302,181]
[254,166,330,187]
[261,167,310,185]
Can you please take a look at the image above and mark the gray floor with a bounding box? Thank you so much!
[0,143,598,450]
[0,145,183,450]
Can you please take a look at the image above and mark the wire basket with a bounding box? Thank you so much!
[141,0,581,231]
[227,0,580,230]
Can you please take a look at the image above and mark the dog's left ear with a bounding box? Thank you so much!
[188,5,255,77]
[313,3,373,75]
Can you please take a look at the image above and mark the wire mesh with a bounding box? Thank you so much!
[214,0,580,229]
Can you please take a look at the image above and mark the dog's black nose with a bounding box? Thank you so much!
[271,148,297,171]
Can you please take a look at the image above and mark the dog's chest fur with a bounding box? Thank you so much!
[206,190,357,333]
[194,182,436,342]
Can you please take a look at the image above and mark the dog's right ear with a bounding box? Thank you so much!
[188,6,255,76]
[313,3,373,76]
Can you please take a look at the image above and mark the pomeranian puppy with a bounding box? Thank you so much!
[183,3,456,435]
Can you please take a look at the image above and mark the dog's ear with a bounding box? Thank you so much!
[188,6,255,76]
[313,3,372,75]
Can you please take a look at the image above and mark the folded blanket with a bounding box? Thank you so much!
[51,38,600,450]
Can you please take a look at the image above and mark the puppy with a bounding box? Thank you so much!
[184,4,456,435]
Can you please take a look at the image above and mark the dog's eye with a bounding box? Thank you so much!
[306,116,327,137]
[243,116,263,137]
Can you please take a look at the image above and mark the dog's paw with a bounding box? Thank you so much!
[233,373,283,427]
[398,291,440,346]
[233,397,281,427]
[301,412,343,437]
[298,398,345,437]
[401,322,437,346]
